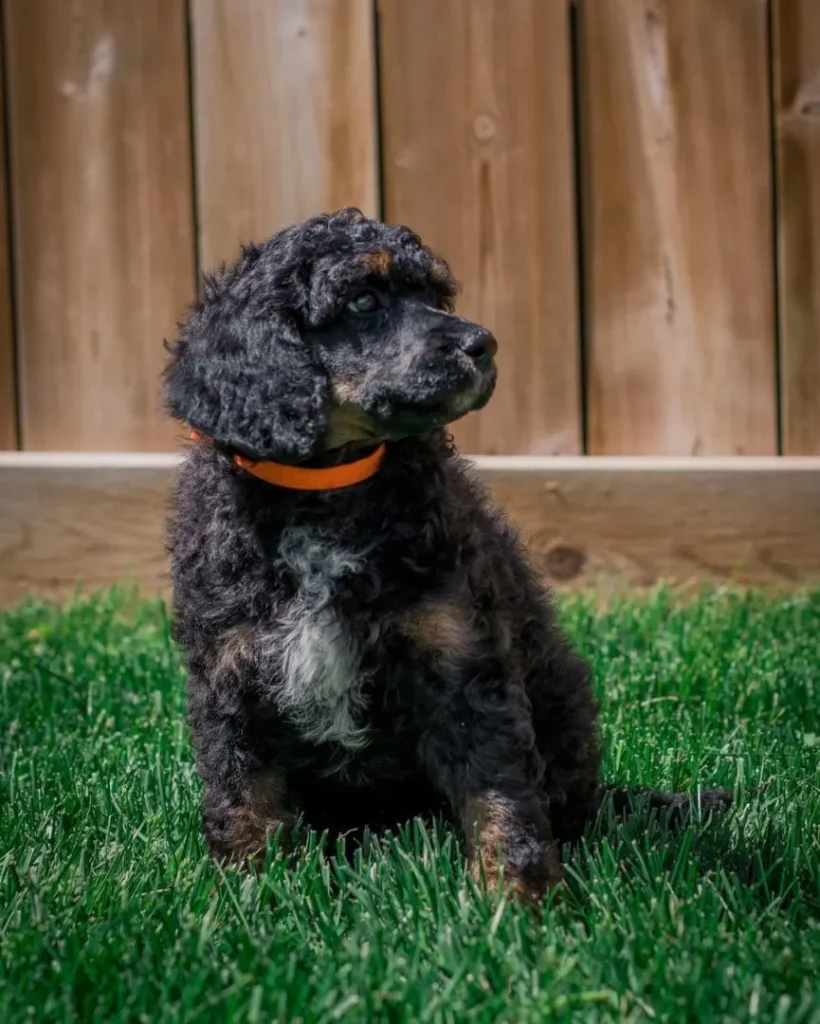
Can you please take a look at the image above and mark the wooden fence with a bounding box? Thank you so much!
[0,1,819,605]
[0,0,817,457]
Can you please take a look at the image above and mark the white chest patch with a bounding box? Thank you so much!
[274,527,371,750]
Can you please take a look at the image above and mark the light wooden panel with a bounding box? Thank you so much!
[379,0,580,456]
[579,0,777,455]
[4,0,195,451]
[1,455,819,607]
[0,457,172,606]
[0,37,16,450]
[773,0,820,454]
[191,0,379,271]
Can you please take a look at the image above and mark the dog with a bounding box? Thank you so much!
[164,208,730,902]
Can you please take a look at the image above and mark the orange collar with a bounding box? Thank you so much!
[190,431,386,491]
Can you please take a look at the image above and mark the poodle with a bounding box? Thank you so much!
[164,208,730,902]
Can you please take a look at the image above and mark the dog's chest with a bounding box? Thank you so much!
[273,526,375,751]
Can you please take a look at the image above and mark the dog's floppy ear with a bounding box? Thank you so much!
[164,304,328,463]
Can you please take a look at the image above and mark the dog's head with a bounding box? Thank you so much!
[164,208,497,462]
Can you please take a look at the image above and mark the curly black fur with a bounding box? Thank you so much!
[165,208,729,901]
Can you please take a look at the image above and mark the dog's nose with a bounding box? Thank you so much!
[460,328,498,364]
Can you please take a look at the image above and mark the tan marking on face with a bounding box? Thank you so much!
[330,378,358,404]
[324,401,378,448]
[428,257,451,283]
[359,250,393,276]
[400,598,474,668]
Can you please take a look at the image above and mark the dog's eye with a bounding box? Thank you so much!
[346,290,380,315]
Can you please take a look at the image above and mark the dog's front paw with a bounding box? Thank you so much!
[472,843,564,906]
[464,791,564,905]
[506,868,564,906]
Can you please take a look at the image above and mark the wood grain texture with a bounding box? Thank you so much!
[191,0,379,272]
[378,0,581,456]
[1,456,818,606]
[0,37,16,450]
[0,462,171,606]
[773,0,820,454]
[4,0,195,451]
[579,0,777,455]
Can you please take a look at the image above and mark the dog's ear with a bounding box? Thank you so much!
[164,305,328,462]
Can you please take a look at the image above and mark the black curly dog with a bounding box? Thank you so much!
[165,208,730,902]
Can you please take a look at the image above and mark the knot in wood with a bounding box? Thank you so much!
[544,544,586,582]
[473,114,497,141]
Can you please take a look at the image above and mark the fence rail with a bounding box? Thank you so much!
[2,452,819,606]
[0,0,817,456]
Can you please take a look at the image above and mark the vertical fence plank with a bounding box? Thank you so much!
[0,34,16,449]
[773,0,820,455]
[5,0,195,451]
[579,0,776,455]
[192,0,378,272]
[379,0,581,456]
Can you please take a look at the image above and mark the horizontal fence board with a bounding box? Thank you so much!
[192,0,379,271]
[1,456,818,606]
[773,0,820,454]
[379,0,581,456]
[579,0,777,455]
[4,0,195,451]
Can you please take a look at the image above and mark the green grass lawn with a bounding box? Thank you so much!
[1,588,818,1023]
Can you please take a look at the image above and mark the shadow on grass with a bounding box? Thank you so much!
[566,787,818,916]
[246,784,817,919]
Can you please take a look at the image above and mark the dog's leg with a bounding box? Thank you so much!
[201,766,295,869]
[417,719,563,903]
[190,697,294,867]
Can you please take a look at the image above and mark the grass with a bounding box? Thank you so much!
[0,588,818,1023]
